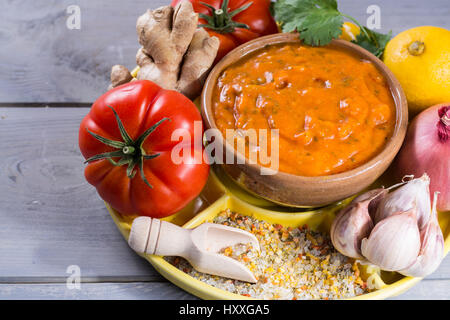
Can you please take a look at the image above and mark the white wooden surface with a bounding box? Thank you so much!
[1,0,449,299]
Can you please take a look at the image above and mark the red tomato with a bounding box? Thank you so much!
[171,0,278,63]
[79,80,209,218]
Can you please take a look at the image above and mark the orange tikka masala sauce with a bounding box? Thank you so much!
[212,43,396,176]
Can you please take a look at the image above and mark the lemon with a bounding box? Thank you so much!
[383,26,450,116]
[340,22,360,42]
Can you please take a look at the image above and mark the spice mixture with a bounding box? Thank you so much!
[166,209,369,300]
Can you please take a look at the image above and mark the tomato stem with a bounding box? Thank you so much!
[198,0,252,33]
[84,105,170,188]
[214,9,225,27]
[122,146,135,155]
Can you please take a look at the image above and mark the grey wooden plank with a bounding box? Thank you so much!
[0,107,161,281]
[0,282,197,300]
[0,0,449,103]
[0,279,447,300]
[0,0,165,104]
[390,279,450,300]
[0,103,92,108]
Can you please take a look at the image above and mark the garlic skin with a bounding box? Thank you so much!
[400,192,444,277]
[361,209,421,271]
[330,201,374,259]
[374,174,431,229]
[351,188,388,219]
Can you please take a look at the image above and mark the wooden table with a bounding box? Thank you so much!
[0,0,449,300]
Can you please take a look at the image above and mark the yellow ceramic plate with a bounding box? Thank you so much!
[106,165,450,300]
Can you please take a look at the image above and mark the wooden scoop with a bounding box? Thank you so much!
[128,217,260,283]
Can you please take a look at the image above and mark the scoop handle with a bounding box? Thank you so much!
[128,217,192,257]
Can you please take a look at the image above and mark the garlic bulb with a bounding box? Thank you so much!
[330,201,373,259]
[360,209,421,271]
[331,175,444,278]
[400,192,444,277]
[374,174,431,229]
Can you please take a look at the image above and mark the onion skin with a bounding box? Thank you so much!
[393,103,450,211]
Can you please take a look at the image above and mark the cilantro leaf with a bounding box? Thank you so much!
[274,0,343,46]
[352,27,392,58]
[273,0,392,58]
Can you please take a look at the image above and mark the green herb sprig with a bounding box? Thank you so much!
[273,0,392,58]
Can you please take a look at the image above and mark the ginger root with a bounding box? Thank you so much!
[109,65,134,90]
[109,1,219,100]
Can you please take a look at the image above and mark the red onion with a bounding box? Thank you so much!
[394,103,450,211]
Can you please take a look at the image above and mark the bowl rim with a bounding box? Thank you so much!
[201,32,408,184]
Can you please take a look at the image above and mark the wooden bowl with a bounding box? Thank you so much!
[201,33,408,208]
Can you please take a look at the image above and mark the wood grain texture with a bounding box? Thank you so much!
[0,107,449,300]
[0,0,449,103]
[0,280,448,300]
[389,280,450,300]
[0,107,160,281]
[0,282,197,300]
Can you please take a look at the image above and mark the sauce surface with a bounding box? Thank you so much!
[212,43,396,176]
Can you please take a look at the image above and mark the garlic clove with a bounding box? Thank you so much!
[361,208,421,271]
[351,188,388,220]
[399,192,445,277]
[375,174,431,230]
[330,201,374,259]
